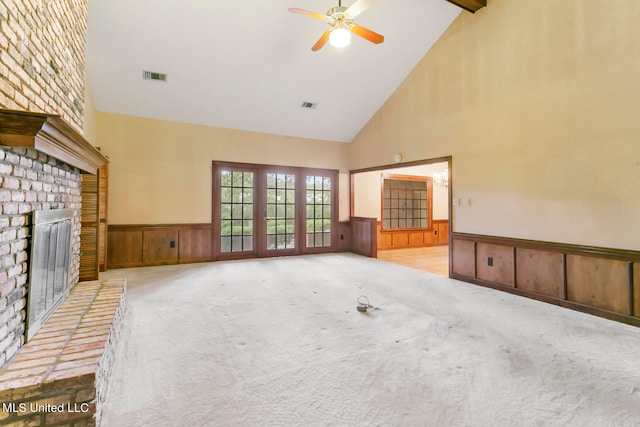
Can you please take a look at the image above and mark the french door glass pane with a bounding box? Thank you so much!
[266,173,295,250]
[306,175,331,248]
[220,170,253,253]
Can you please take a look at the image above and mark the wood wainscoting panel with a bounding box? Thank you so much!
[436,221,449,244]
[515,248,564,298]
[142,230,179,263]
[378,231,392,248]
[476,243,514,287]
[337,221,351,252]
[179,227,212,261]
[351,217,377,257]
[108,224,215,268]
[566,255,628,314]
[451,232,640,327]
[408,232,424,246]
[452,238,475,277]
[423,229,439,246]
[634,263,639,317]
[108,230,143,268]
[377,221,448,250]
[393,233,409,247]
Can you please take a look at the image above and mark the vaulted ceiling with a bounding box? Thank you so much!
[86,0,484,143]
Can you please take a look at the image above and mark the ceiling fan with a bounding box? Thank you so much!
[289,0,384,51]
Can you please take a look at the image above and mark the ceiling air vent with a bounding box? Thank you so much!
[301,101,318,109]
[143,70,167,82]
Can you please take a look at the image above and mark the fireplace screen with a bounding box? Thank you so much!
[25,208,75,342]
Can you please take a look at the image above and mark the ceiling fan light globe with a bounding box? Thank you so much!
[329,28,351,48]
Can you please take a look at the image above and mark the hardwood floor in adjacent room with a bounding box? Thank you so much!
[377,245,449,276]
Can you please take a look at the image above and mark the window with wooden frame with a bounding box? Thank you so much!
[212,161,338,259]
[381,174,433,230]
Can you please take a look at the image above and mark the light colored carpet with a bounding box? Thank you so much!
[100,253,640,427]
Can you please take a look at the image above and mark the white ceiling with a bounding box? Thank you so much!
[85,0,461,143]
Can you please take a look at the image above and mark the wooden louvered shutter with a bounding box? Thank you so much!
[98,163,108,271]
[80,163,108,280]
[80,173,99,280]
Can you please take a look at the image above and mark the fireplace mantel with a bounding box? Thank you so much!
[0,109,106,174]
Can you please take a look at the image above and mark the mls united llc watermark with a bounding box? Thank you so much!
[2,402,90,414]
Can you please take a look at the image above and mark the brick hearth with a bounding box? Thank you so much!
[0,279,126,426]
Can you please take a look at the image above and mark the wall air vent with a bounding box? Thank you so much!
[301,101,318,109]
[143,70,167,82]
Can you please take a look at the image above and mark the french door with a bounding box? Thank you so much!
[212,161,337,260]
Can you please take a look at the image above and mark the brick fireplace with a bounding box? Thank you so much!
[0,144,81,364]
[0,110,124,426]
[0,110,104,366]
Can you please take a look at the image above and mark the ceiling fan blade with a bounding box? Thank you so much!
[345,0,376,18]
[350,24,384,44]
[288,8,329,21]
[311,29,332,51]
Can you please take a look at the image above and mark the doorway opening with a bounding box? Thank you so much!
[350,156,452,276]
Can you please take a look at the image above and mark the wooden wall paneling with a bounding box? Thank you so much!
[436,221,449,244]
[143,229,179,263]
[108,230,143,268]
[566,254,628,314]
[409,231,424,246]
[377,223,392,249]
[423,229,438,246]
[450,232,640,327]
[378,233,392,248]
[178,227,212,261]
[515,248,564,298]
[350,217,377,257]
[376,220,447,249]
[452,238,475,277]
[393,233,409,247]
[628,262,635,317]
[634,263,639,317]
[337,221,351,252]
[108,224,216,268]
[476,243,514,287]
[562,253,568,300]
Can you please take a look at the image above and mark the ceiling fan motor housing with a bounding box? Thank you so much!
[327,6,353,27]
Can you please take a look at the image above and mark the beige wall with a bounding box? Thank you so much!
[348,0,640,251]
[353,162,449,220]
[96,112,350,224]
